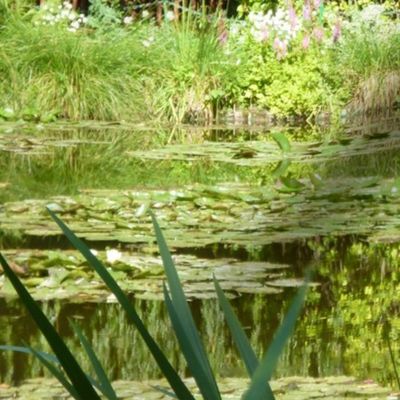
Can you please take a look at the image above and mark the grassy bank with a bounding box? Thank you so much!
[0,0,398,124]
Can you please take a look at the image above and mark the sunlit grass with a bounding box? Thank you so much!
[0,10,231,123]
[0,19,148,121]
[335,24,400,116]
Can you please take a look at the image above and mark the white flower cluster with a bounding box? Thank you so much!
[342,4,398,38]
[359,4,385,22]
[123,16,133,25]
[142,35,154,47]
[248,8,300,44]
[228,20,245,37]
[39,1,87,32]
[165,10,175,21]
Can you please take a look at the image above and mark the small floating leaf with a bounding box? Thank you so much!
[278,176,305,192]
[271,132,291,152]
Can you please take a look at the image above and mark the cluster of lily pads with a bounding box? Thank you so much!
[0,248,292,301]
[0,376,392,399]
[2,172,400,251]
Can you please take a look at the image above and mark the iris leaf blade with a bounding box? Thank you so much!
[47,209,194,400]
[163,284,220,400]
[151,213,221,400]
[243,278,309,400]
[0,345,58,363]
[70,319,118,400]
[0,252,101,400]
[213,278,258,375]
[213,277,275,399]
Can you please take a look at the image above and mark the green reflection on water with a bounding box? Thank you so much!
[0,238,399,388]
[0,126,290,203]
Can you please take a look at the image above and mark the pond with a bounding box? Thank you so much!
[0,120,400,393]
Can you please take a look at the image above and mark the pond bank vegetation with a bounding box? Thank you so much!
[0,0,398,125]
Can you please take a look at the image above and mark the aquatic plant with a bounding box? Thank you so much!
[0,210,308,399]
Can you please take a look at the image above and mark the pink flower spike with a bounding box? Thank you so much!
[260,28,269,41]
[313,26,324,42]
[332,20,341,43]
[288,6,298,30]
[280,40,288,58]
[274,37,287,60]
[218,30,228,45]
[314,0,321,9]
[273,37,281,51]
[302,34,310,49]
[303,1,311,20]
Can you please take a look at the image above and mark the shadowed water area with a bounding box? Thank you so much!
[1,120,400,396]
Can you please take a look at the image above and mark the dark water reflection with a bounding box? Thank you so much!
[0,236,399,387]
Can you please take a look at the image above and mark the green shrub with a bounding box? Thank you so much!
[220,34,344,118]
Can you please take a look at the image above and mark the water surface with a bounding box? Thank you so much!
[0,122,399,389]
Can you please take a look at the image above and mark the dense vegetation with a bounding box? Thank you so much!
[0,0,398,123]
[1,1,399,398]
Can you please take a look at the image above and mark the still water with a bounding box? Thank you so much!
[0,122,399,388]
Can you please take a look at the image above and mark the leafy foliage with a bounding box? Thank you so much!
[0,0,398,122]
[220,34,345,117]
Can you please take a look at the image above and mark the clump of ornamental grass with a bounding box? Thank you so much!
[0,0,33,23]
[335,4,400,117]
[0,16,149,121]
[337,5,400,77]
[0,7,232,123]
[138,11,233,123]
[348,71,400,118]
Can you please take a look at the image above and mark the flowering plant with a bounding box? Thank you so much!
[37,1,88,32]
[234,0,343,59]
